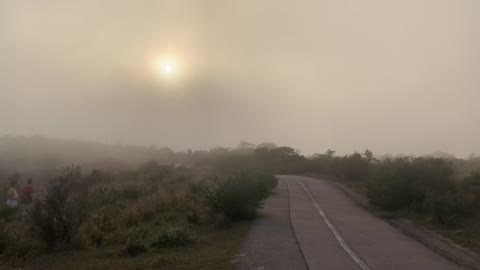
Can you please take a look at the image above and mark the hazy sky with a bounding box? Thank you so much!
[1,1,479,156]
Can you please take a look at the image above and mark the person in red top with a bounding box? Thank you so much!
[20,178,34,219]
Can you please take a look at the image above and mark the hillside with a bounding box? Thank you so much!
[0,136,179,179]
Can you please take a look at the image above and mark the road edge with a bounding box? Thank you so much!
[311,176,480,270]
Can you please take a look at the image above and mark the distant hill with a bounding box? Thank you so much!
[0,136,179,179]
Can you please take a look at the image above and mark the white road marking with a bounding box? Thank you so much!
[297,180,371,270]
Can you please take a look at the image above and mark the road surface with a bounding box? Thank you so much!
[236,175,463,270]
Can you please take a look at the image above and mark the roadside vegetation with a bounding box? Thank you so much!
[0,159,278,269]
[183,141,480,252]
[305,150,480,252]
[2,136,480,265]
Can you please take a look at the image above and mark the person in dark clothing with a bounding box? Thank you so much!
[20,178,34,219]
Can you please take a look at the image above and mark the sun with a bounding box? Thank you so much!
[154,57,178,79]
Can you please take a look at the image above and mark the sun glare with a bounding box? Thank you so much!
[154,57,178,79]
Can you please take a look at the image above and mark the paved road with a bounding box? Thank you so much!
[236,175,463,270]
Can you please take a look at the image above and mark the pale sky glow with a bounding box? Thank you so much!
[1,1,479,157]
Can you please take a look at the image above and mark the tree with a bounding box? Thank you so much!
[364,149,374,162]
[325,149,336,158]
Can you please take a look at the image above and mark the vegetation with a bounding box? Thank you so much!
[0,155,278,269]
[306,150,480,251]
[150,225,195,248]
[2,137,480,265]
[203,172,278,223]
[31,188,88,249]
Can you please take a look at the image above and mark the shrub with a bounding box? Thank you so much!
[337,153,371,182]
[188,180,205,195]
[120,185,141,200]
[459,171,480,209]
[150,225,195,248]
[367,173,417,211]
[83,206,122,247]
[121,242,147,257]
[0,220,9,254]
[203,172,277,221]
[421,171,480,227]
[120,227,147,257]
[367,158,455,213]
[8,239,44,257]
[186,204,204,225]
[122,206,142,227]
[31,188,89,249]
[0,205,18,222]
[89,186,118,208]
[422,192,467,227]
[0,220,46,256]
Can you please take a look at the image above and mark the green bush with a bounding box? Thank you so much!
[0,206,18,222]
[31,188,89,249]
[422,191,473,227]
[120,185,141,200]
[421,171,480,227]
[337,153,371,182]
[150,225,195,248]
[120,227,147,256]
[460,171,480,209]
[8,239,45,257]
[203,172,277,221]
[367,158,455,213]
[367,174,417,211]
[186,204,203,225]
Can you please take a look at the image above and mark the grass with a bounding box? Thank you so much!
[409,214,480,254]
[0,165,277,270]
[338,176,480,254]
[0,223,250,270]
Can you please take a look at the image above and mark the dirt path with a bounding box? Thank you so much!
[236,175,463,270]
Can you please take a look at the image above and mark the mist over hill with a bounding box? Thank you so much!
[0,136,178,179]
[1,135,479,182]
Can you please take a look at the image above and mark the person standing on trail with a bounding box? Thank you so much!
[20,178,34,218]
[6,180,19,208]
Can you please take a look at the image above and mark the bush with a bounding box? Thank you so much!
[422,191,473,227]
[203,172,277,222]
[0,206,18,222]
[186,203,205,225]
[120,185,141,200]
[459,171,480,209]
[120,227,147,257]
[150,225,195,248]
[337,153,371,182]
[82,206,122,247]
[8,239,44,257]
[367,173,417,211]
[0,220,46,256]
[367,158,455,213]
[31,188,89,249]
[421,171,480,227]
[0,220,9,254]
[121,242,147,257]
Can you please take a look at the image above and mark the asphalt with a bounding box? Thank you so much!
[236,175,464,270]
[235,180,308,270]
